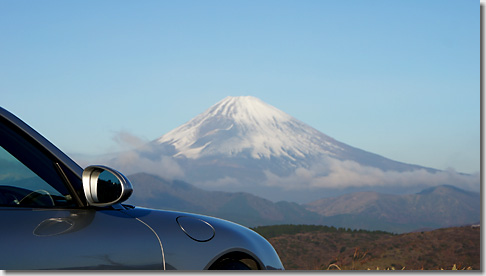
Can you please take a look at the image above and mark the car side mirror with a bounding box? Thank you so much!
[82,165,133,207]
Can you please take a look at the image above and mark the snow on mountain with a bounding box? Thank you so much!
[156,96,343,162]
[153,96,440,175]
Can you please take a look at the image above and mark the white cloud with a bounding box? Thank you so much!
[81,131,187,180]
[263,157,480,192]
[112,130,148,150]
[110,150,185,180]
[80,131,480,196]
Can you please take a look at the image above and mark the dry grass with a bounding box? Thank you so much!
[325,247,474,271]
[261,225,480,270]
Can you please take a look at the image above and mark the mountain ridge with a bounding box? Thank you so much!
[126,172,324,227]
[306,185,480,232]
[108,96,479,202]
[125,172,480,233]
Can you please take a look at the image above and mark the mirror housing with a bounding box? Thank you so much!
[82,165,133,207]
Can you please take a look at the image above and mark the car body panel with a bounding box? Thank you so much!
[0,106,284,270]
[0,207,163,270]
[124,207,283,270]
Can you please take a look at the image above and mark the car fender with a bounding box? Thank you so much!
[123,207,284,270]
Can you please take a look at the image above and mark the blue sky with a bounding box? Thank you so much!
[1,0,479,174]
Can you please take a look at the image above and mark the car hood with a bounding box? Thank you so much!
[122,206,284,270]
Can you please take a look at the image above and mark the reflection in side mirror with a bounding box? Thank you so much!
[82,165,133,207]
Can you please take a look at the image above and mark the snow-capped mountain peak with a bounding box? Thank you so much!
[156,96,341,161]
[205,96,292,125]
[109,95,477,203]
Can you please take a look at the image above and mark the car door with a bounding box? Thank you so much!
[0,115,163,270]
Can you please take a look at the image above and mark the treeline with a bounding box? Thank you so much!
[251,224,393,239]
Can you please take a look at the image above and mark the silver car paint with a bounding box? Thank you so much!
[0,208,163,270]
[123,207,284,270]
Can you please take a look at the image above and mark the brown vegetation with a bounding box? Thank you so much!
[255,225,480,270]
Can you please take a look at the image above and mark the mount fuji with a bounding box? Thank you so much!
[110,96,478,202]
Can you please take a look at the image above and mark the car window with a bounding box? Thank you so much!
[0,118,76,208]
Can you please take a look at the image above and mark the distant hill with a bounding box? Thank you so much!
[125,172,323,227]
[125,173,480,234]
[253,225,480,270]
[305,185,480,233]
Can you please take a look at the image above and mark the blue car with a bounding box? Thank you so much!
[0,107,283,270]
